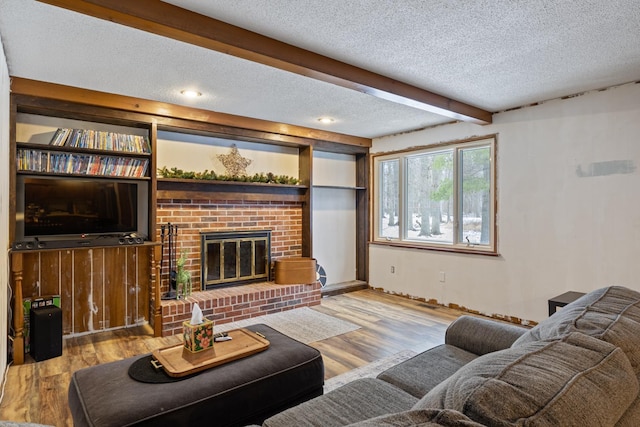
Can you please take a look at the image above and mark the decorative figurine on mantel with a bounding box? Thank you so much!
[217,144,252,177]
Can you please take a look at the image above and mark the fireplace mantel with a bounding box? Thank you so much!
[157,178,308,202]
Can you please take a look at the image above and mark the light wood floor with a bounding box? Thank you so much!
[0,289,465,426]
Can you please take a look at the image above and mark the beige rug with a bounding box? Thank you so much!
[214,306,360,344]
[323,349,418,393]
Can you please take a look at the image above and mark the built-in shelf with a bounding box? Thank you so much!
[16,141,151,179]
[156,178,309,202]
[8,84,370,367]
[17,141,152,158]
[313,185,366,190]
[321,280,369,297]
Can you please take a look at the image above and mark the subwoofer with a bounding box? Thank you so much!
[30,305,63,362]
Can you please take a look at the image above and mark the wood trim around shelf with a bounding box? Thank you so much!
[16,141,152,157]
[156,178,308,202]
[313,185,366,190]
[11,77,371,149]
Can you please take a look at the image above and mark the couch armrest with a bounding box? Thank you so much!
[445,315,528,355]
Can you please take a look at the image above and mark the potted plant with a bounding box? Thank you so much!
[176,251,192,298]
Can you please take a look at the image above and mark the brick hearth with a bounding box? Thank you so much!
[160,281,321,336]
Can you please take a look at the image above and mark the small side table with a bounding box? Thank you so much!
[548,291,586,316]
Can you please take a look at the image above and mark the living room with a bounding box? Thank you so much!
[1,1,640,425]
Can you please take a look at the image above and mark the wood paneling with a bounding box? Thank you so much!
[9,98,17,243]
[355,153,370,282]
[38,252,60,297]
[60,251,73,335]
[104,247,126,330]
[136,247,151,326]
[73,249,93,333]
[10,246,152,361]
[299,146,313,257]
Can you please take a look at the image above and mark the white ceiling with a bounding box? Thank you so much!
[1,0,639,139]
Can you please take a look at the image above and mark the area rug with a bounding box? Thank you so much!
[323,349,418,393]
[214,307,360,344]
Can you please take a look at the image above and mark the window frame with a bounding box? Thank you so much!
[371,135,497,255]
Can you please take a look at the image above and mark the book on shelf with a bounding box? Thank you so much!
[17,148,149,178]
[49,127,151,154]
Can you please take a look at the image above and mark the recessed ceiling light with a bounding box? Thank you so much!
[317,117,335,124]
[180,89,202,98]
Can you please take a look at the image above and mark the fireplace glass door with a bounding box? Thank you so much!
[201,230,271,289]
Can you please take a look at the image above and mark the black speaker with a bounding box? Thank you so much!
[30,305,63,362]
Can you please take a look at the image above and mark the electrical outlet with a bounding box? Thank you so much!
[439,271,446,282]
[391,266,395,274]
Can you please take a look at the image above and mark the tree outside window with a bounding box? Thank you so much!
[373,136,496,254]
[406,151,453,243]
[379,159,399,239]
[460,146,492,245]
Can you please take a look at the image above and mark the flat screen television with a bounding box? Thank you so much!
[15,176,149,242]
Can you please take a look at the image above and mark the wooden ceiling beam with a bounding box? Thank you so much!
[37,0,492,125]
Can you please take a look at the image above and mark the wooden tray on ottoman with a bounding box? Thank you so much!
[151,328,270,377]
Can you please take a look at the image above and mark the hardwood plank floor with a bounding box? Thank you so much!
[0,289,465,426]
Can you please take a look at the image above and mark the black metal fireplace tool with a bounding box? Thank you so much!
[160,223,179,300]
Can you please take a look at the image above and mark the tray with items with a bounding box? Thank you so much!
[151,328,270,377]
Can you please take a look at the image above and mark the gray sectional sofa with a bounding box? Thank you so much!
[261,285,640,426]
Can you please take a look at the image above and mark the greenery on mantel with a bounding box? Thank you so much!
[157,166,300,185]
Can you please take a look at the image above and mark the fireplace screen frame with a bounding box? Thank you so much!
[200,230,271,289]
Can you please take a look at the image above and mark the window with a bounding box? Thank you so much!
[373,136,496,253]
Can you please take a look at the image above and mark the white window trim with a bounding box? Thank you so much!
[372,135,497,255]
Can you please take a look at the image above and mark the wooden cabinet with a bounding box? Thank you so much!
[10,245,154,364]
[9,99,159,364]
[17,246,151,334]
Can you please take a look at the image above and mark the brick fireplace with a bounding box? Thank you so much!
[155,196,320,336]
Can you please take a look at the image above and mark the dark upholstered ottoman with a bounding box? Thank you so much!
[68,324,324,427]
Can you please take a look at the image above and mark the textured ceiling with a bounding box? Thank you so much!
[1,0,639,138]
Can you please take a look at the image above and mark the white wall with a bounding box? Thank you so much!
[0,35,10,379]
[370,83,640,323]
[312,151,357,285]
[157,131,299,179]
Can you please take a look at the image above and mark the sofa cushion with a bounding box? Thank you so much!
[512,286,640,373]
[263,378,418,427]
[416,332,638,427]
[346,409,485,426]
[616,374,640,427]
[377,344,478,398]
